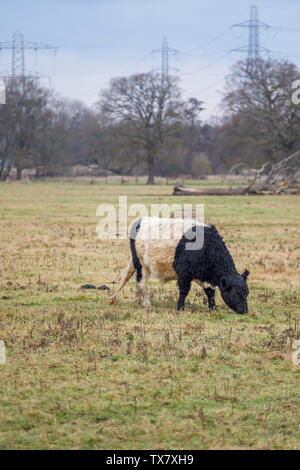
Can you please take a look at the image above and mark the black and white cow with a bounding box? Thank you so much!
[110,217,250,314]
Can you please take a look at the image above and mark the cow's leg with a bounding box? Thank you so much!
[204,287,216,312]
[177,276,192,311]
[141,267,151,307]
[134,280,143,304]
[134,266,151,307]
[133,250,143,304]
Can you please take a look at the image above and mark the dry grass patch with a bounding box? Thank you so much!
[0,181,299,449]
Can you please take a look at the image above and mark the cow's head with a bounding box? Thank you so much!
[219,269,250,314]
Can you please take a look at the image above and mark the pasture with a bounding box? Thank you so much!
[0,180,299,449]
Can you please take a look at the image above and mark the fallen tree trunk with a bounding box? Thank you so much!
[173,151,300,196]
[173,186,249,196]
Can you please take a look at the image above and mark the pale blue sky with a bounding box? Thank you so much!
[1,0,300,119]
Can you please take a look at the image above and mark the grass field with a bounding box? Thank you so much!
[0,180,299,449]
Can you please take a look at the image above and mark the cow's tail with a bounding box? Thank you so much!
[109,218,142,300]
[109,259,135,300]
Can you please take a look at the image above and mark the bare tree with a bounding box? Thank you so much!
[0,77,53,180]
[98,73,183,184]
[222,59,300,163]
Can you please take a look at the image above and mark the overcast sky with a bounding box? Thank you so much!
[1,0,300,120]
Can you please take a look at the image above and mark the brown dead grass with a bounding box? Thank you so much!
[0,180,299,449]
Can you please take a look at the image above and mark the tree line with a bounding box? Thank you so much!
[0,58,299,183]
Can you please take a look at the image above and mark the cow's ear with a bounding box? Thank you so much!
[242,269,250,282]
[220,276,231,291]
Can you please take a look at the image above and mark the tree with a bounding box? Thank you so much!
[98,73,183,184]
[219,59,300,168]
[191,152,212,177]
[0,77,53,180]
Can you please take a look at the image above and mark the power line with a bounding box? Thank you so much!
[126,51,153,74]
[180,29,231,55]
[271,26,300,33]
[190,76,227,95]
[123,10,300,92]
[187,51,230,75]
[268,50,300,58]
[181,50,229,57]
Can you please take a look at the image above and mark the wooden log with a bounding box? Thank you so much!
[173,185,248,196]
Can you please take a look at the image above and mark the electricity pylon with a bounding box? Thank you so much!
[0,30,56,85]
[153,37,179,86]
[231,5,270,72]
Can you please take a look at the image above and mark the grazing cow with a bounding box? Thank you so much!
[110,216,250,314]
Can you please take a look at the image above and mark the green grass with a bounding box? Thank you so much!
[0,180,299,449]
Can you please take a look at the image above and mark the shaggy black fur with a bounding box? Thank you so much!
[130,218,142,283]
[173,224,249,314]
